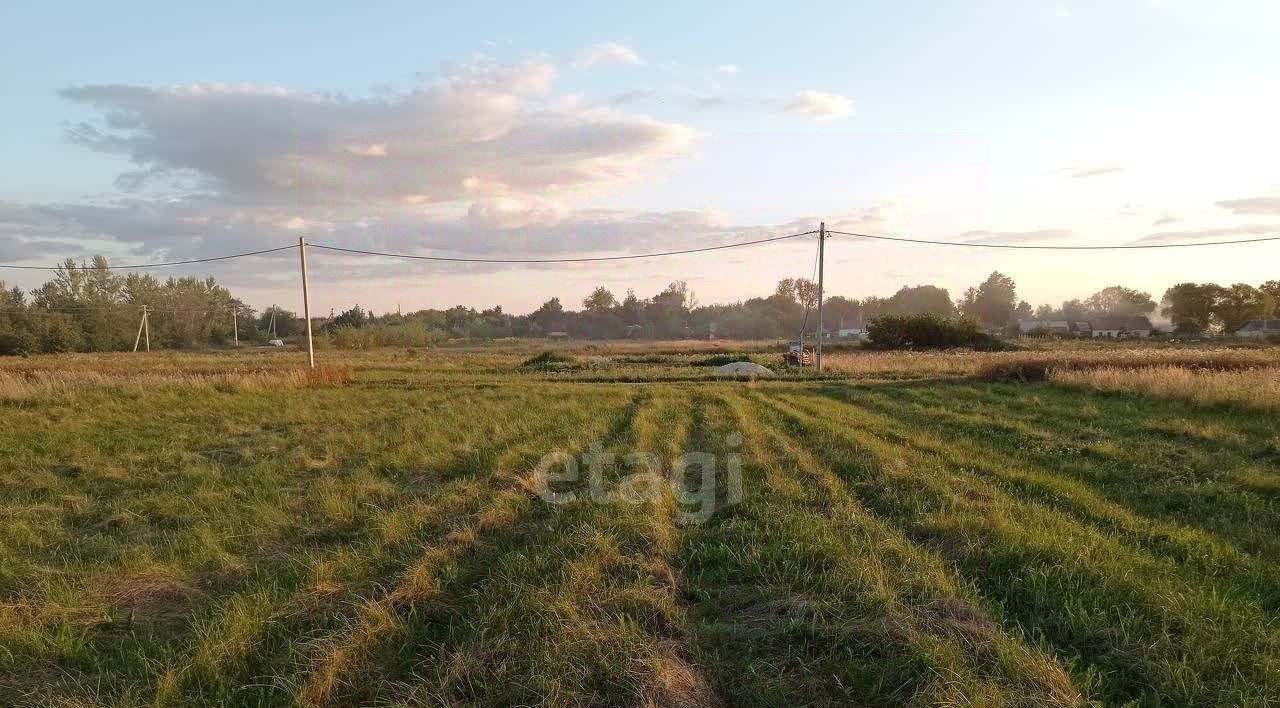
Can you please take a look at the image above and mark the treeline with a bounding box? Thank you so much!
[0,258,267,355]
[3,259,1278,355]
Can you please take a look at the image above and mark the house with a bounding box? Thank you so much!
[1017,320,1071,335]
[1090,316,1153,338]
[1236,318,1280,339]
[836,318,868,340]
[1073,322,1092,336]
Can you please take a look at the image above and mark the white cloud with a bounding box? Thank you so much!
[1132,223,1280,244]
[959,229,1075,244]
[784,90,854,120]
[715,64,740,76]
[1055,165,1127,178]
[59,59,695,211]
[574,42,644,68]
[1217,195,1280,215]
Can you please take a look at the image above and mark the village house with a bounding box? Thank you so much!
[1236,318,1280,339]
[1090,315,1153,338]
[1017,320,1072,335]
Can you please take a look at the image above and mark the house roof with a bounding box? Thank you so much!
[1238,318,1280,332]
[1091,315,1153,331]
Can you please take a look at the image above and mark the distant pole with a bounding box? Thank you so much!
[815,221,826,373]
[299,237,315,369]
[133,305,147,352]
[231,305,239,347]
[142,305,150,352]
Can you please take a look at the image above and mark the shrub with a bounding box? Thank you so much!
[865,315,997,350]
[0,330,37,356]
[691,353,755,367]
[519,351,581,371]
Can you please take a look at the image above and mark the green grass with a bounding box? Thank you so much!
[1,346,1278,706]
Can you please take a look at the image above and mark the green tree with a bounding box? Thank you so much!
[958,272,1018,329]
[1161,282,1222,334]
[1084,286,1156,317]
[885,285,954,318]
[582,286,618,314]
[1260,280,1280,316]
[1213,283,1268,333]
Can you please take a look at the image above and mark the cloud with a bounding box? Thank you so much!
[58,59,696,211]
[1132,224,1279,245]
[783,90,854,120]
[958,229,1074,244]
[715,65,740,76]
[1216,195,1280,215]
[1055,166,1127,178]
[608,89,654,105]
[574,42,644,68]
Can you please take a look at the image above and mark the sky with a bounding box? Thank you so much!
[2,0,1278,315]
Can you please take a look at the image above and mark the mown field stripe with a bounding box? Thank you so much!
[757,387,1280,706]
[814,384,1280,618]
[672,388,1081,706]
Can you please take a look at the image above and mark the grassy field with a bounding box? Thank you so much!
[2,343,1279,707]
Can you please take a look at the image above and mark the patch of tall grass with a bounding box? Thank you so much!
[1051,365,1280,408]
[0,365,351,400]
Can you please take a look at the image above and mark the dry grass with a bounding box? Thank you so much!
[1051,366,1280,409]
[822,347,1280,380]
[0,364,352,400]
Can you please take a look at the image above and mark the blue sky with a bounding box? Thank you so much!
[2,0,1278,313]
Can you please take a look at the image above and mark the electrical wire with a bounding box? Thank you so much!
[797,236,822,344]
[309,230,819,263]
[0,245,296,271]
[827,230,1280,250]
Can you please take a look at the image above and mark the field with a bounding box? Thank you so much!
[2,342,1279,707]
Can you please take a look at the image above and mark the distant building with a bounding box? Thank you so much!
[547,331,570,339]
[836,317,867,340]
[1090,316,1153,338]
[1017,320,1071,335]
[1236,318,1280,338]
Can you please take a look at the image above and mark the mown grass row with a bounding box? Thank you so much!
[3,354,1278,706]
[754,383,1280,706]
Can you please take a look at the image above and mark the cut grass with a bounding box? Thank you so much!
[1,344,1278,706]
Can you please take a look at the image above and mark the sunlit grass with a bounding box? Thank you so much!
[1,342,1278,706]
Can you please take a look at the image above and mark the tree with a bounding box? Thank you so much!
[774,278,817,309]
[331,305,368,329]
[958,272,1018,329]
[1161,283,1222,334]
[885,285,954,318]
[1084,286,1156,317]
[619,289,645,325]
[530,298,565,333]
[582,286,618,314]
[1260,281,1280,316]
[1213,283,1268,333]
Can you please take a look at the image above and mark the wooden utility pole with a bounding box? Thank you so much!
[231,304,239,347]
[299,237,315,369]
[133,305,151,353]
[815,221,826,372]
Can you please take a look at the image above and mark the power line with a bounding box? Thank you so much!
[0,245,296,271]
[309,230,819,263]
[828,230,1280,250]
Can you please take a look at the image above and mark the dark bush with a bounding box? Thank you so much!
[865,315,997,350]
[519,350,580,370]
[691,353,755,367]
